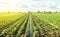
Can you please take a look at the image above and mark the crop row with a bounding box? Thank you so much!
[0,13,30,37]
[0,13,60,37]
[31,14,60,37]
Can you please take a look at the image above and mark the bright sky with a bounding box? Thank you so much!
[0,0,60,12]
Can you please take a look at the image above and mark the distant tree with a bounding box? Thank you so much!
[54,11,58,13]
[43,11,52,14]
[28,11,31,13]
[8,11,10,13]
[18,12,22,13]
[37,11,40,13]
[44,11,47,13]
[48,11,52,14]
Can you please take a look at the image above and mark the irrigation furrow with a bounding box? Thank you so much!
[30,14,33,37]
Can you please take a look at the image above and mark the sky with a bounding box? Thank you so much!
[0,0,60,12]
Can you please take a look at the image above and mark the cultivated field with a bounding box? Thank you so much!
[34,13,60,27]
[0,12,60,37]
